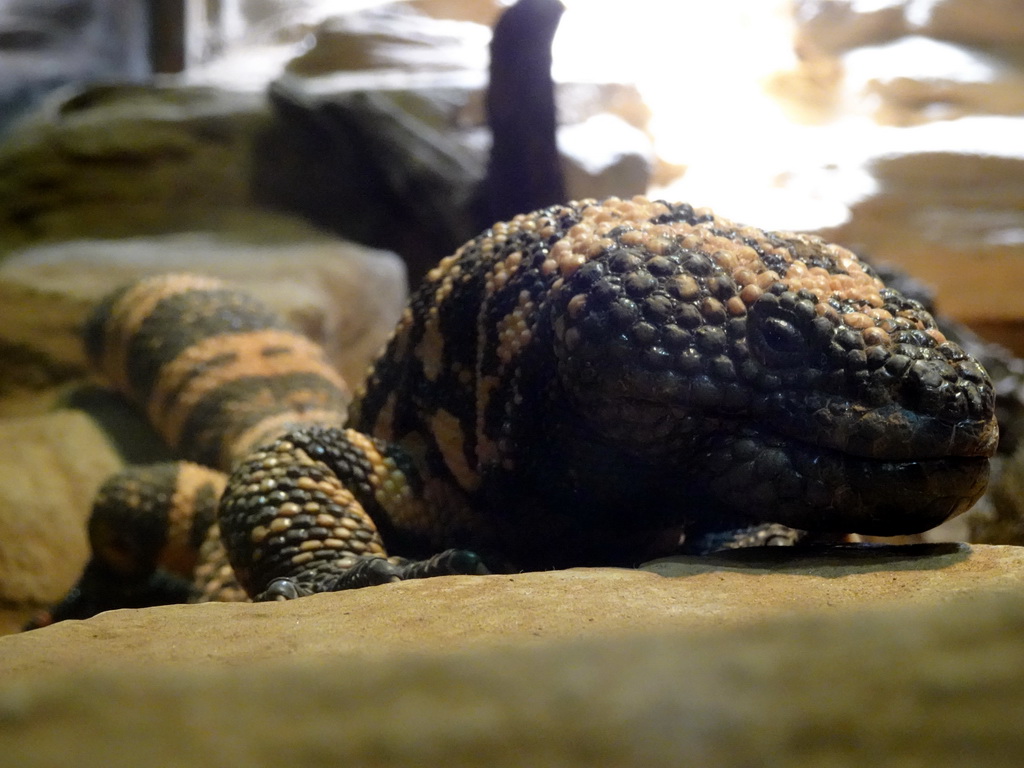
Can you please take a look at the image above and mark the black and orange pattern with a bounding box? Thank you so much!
[39,198,1000,616]
[85,273,351,468]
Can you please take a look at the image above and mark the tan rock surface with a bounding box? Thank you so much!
[1,546,1023,767]
[0,411,123,632]
[3,543,1023,677]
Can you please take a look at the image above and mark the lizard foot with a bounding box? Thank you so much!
[254,549,490,601]
[399,548,490,580]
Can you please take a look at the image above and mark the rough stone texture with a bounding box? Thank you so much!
[0,228,407,394]
[0,85,272,253]
[1,546,1023,766]
[2,542,1021,665]
[0,410,122,633]
[0,75,483,281]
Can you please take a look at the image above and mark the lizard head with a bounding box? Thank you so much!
[548,197,997,536]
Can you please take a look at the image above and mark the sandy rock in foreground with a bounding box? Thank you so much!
[1,546,1023,767]
[3,543,1023,678]
[0,410,122,629]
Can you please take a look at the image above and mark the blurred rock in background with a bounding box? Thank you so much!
[0,0,148,137]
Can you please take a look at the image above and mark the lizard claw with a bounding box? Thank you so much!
[255,550,490,599]
[256,577,309,602]
[402,548,491,579]
[329,550,490,588]
[322,557,406,590]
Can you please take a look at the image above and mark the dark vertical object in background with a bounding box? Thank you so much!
[479,0,566,227]
[148,0,186,73]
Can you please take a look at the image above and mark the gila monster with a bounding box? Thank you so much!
[37,196,999,620]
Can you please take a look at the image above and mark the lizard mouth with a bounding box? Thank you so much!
[579,391,995,537]
[764,394,1000,463]
[697,421,993,536]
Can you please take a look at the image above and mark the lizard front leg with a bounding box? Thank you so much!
[218,425,488,601]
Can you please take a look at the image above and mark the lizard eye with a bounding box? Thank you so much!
[749,299,811,367]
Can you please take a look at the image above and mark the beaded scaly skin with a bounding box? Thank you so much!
[47,197,999,611]
[220,197,997,598]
